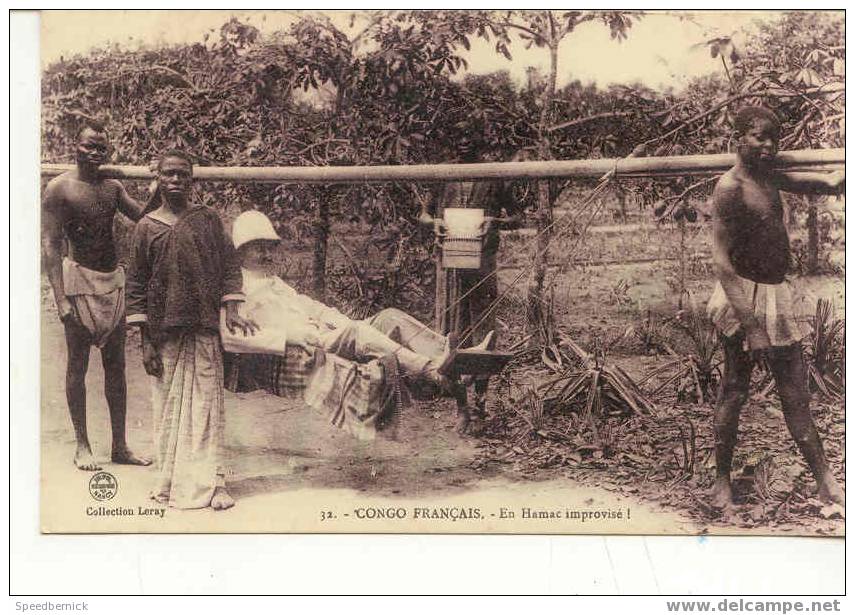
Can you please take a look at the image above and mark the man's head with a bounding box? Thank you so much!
[457,134,480,163]
[734,106,781,168]
[156,149,194,208]
[232,210,281,272]
[75,120,109,170]
[239,239,280,272]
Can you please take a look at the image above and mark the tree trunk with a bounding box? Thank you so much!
[678,216,687,309]
[806,195,819,274]
[526,179,553,339]
[618,190,627,222]
[526,34,559,343]
[312,194,330,300]
[786,195,798,227]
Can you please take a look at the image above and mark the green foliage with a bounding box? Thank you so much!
[42,12,490,311]
[41,11,843,315]
[639,295,722,405]
[805,299,844,399]
[736,11,844,149]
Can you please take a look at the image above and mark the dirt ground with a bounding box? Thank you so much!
[483,229,845,536]
[40,248,844,535]
[40,304,702,534]
[40,203,845,534]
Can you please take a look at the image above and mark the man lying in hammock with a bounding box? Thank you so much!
[221,210,494,388]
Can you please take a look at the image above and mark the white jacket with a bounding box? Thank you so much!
[220,268,351,355]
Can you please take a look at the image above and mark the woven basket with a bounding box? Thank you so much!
[442,235,483,269]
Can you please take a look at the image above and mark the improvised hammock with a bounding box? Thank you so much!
[41,148,844,363]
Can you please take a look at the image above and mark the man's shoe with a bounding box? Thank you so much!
[473,330,496,351]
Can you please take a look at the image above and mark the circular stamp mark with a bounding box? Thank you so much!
[89,471,118,501]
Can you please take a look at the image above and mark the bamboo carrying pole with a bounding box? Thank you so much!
[41,148,843,184]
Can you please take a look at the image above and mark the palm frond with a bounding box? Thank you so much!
[643,294,722,403]
[805,298,844,399]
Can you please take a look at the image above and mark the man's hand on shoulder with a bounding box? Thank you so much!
[828,170,845,194]
[113,178,147,222]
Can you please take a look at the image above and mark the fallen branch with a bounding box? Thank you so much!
[540,335,658,420]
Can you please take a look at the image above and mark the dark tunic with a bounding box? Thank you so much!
[126,205,243,342]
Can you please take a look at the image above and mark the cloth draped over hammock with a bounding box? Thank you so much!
[224,344,408,441]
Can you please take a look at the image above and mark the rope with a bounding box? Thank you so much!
[386,149,684,362]
[390,173,615,355]
[456,178,613,346]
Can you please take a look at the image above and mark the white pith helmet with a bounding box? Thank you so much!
[232,210,281,250]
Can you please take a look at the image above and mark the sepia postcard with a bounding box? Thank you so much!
[38,9,844,535]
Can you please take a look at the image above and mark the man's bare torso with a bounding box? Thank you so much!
[718,168,790,284]
[50,172,123,272]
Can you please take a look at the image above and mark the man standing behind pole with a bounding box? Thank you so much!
[42,119,151,471]
[125,150,257,510]
[419,138,524,432]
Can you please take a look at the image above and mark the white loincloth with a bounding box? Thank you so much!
[62,257,125,347]
[707,276,813,347]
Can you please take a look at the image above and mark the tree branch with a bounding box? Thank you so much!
[349,13,386,49]
[664,176,717,205]
[491,18,543,42]
[548,111,633,133]
[90,64,200,92]
[635,91,783,152]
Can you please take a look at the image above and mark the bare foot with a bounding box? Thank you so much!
[74,446,101,471]
[149,491,169,505]
[210,487,235,511]
[710,476,735,510]
[473,330,496,351]
[111,447,152,466]
[817,474,844,505]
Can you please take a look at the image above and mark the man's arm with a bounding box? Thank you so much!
[419,185,442,229]
[220,283,322,354]
[495,181,524,229]
[112,180,146,222]
[41,179,75,324]
[710,177,770,351]
[298,291,351,331]
[124,222,149,327]
[773,170,845,196]
[478,181,524,236]
[220,302,287,354]
[217,215,256,337]
[124,221,163,376]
